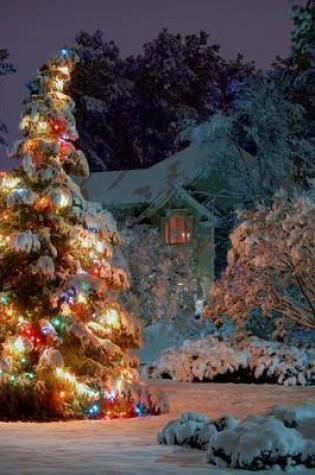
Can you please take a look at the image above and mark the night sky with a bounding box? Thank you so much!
[1,0,297,168]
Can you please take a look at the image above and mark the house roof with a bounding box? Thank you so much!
[76,144,253,224]
[76,145,210,206]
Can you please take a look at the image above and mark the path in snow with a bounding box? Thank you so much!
[0,381,314,475]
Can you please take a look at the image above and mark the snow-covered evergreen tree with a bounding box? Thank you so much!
[0,49,168,420]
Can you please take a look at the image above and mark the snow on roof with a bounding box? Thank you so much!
[76,145,209,206]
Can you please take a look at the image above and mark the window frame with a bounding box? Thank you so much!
[162,210,193,246]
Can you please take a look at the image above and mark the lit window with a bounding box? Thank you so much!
[164,214,191,245]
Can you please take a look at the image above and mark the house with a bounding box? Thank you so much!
[77,144,253,328]
[78,143,216,275]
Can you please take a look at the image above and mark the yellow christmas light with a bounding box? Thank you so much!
[1,176,21,189]
[58,66,70,76]
[77,292,87,304]
[53,78,64,91]
[101,308,119,327]
[55,367,75,383]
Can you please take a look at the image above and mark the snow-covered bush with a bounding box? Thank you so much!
[206,189,315,330]
[207,413,315,470]
[146,336,315,385]
[158,403,315,470]
[157,412,236,450]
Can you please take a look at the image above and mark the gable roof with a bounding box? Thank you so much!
[76,144,210,206]
[133,184,216,224]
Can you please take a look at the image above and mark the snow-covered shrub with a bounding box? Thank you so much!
[146,336,315,385]
[118,223,203,327]
[206,189,315,330]
[157,412,236,450]
[158,403,315,470]
[265,403,315,429]
[207,414,315,470]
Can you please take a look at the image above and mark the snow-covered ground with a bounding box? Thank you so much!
[0,381,314,475]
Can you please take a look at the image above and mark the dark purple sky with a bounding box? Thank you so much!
[1,0,298,168]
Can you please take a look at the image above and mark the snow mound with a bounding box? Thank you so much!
[157,411,236,450]
[158,403,315,471]
[146,336,315,385]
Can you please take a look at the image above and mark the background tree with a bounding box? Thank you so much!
[270,0,315,186]
[0,49,15,146]
[70,30,256,171]
[205,188,315,330]
[0,49,167,420]
[181,2,314,278]
[182,78,314,209]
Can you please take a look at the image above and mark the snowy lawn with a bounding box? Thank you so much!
[0,381,314,475]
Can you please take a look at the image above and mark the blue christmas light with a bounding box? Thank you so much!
[41,322,56,336]
[88,404,100,418]
[134,404,145,416]
[60,48,70,59]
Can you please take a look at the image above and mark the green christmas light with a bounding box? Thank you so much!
[0,293,11,305]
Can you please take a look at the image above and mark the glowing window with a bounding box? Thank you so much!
[164,214,191,245]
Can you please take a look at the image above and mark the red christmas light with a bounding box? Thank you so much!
[18,323,46,350]
[48,118,67,137]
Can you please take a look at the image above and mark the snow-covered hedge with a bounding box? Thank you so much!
[147,336,315,386]
[158,404,315,470]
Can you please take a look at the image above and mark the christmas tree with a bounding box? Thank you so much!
[0,49,168,420]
